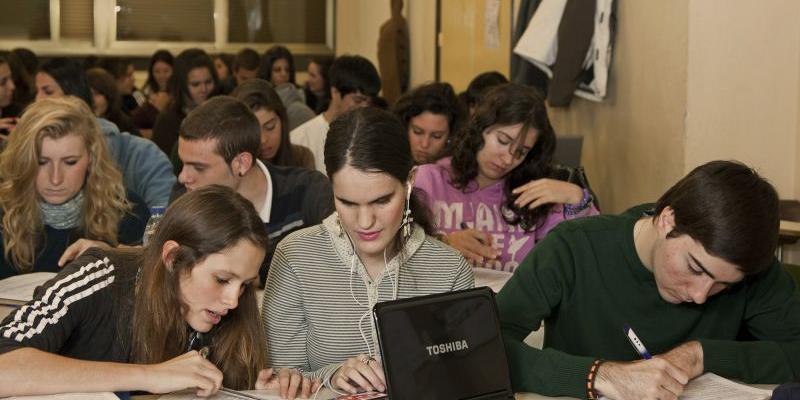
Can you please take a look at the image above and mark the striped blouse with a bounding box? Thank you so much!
[262,212,474,385]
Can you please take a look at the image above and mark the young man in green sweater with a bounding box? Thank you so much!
[497,160,800,400]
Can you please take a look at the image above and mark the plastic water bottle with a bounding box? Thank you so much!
[142,206,166,246]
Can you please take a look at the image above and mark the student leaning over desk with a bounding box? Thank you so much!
[497,160,800,400]
[263,107,474,396]
[0,186,318,398]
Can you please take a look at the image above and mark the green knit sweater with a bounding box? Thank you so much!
[497,204,800,398]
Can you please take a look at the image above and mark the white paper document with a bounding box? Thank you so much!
[678,373,771,400]
[599,372,772,400]
[473,267,513,293]
[0,272,56,302]
[5,393,119,400]
[159,389,290,400]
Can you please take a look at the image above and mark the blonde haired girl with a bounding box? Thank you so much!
[0,96,149,278]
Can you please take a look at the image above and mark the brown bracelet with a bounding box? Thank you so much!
[586,359,605,400]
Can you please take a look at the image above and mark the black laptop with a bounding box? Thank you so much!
[372,287,515,400]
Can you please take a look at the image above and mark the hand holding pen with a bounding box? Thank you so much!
[624,324,652,359]
[591,325,690,400]
[441,222,497,264]
[141,348,223,397]
[625,325,704,380]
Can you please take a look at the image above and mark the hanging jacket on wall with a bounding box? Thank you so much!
[513,0,614,107]
[510,0,549,93]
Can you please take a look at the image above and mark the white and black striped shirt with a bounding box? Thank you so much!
[262,213,474,384]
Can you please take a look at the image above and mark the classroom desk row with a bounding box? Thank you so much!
[137,388,578,399]
[0,270,775,399]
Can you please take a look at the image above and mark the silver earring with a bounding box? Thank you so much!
[402,209,413,240]
[336,214,345,237]
[401,183,414,240]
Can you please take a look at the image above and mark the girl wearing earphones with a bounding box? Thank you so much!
[393,82,464,165]
[262,107,474,395]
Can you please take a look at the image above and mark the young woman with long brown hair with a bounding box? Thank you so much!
[0,185,318,398]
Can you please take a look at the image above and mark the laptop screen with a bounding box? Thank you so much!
[373,287,513,400]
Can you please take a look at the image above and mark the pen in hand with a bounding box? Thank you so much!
[199,346,265,400]
[623,324,652,360]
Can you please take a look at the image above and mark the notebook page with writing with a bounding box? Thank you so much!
[600,373,771,400]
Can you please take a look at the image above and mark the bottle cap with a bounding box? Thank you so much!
[149,206,167,215]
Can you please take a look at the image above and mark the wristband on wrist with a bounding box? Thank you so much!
[587,359,605,400]
[565,188,592,216]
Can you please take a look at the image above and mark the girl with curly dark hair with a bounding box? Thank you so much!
[414,83,598,272]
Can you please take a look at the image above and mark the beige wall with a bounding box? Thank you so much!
[335,0,390,65]
[547,0,690,214]
[685,1,800,198]
[684,1,800,262]
[407,0,437,86]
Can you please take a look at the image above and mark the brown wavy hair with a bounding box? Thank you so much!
[0,96,129,272]
[131,185,269,389]
[450,83,556,231]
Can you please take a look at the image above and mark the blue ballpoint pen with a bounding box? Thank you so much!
[623,324,652,360]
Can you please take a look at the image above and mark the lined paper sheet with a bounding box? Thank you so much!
[0,272,56,301]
